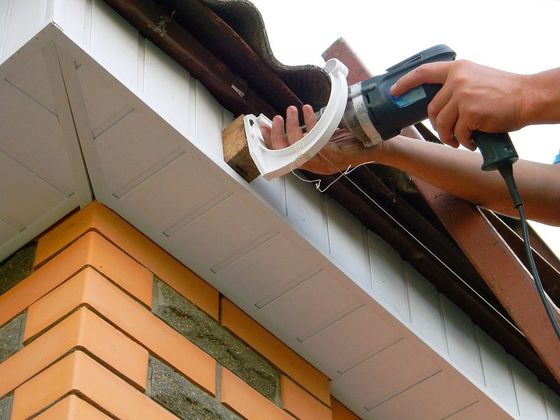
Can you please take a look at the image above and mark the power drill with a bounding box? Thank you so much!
[340,44,519,172]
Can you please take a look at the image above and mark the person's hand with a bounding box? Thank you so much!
[390,60,528,150]
[260,104,374,175]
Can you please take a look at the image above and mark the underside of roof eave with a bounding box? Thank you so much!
[99,0,560,393]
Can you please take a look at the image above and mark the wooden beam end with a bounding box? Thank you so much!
[222,115,260,182]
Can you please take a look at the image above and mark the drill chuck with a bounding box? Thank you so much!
[342,82,383,147]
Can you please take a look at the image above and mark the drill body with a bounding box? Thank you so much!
[342,44,456,145]
[341,44,518,171]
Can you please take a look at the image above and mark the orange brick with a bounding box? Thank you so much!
[221,368,293,420]
[34,395,111,419]
[331,398,360,420]
[1,307,148,397]
[11,351,177,420]
[35,201,219,319]
[24,267,216,394]
[220,297,330,405]
[0,232,152,328]
[280,376,332,420]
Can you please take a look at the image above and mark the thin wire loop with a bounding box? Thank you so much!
[290,156,376,193]
[288,128,376,193]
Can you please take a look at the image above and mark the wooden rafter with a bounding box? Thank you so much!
[103,0,277,117]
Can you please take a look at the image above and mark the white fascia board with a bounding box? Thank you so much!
[2,1,558,418]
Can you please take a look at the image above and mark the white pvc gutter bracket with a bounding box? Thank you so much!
[244,59,348,180]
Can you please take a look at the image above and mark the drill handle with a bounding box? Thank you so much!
[473,131,518,171]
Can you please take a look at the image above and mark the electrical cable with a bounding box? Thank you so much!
[498,164,560,339]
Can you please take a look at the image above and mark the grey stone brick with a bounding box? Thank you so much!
[153,279,279,402]
[0,313,26,363]
[0,242,36,295]
[148,357,240,420]
[0,394,12,420]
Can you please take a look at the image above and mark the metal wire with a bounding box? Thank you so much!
[300,150,525,335]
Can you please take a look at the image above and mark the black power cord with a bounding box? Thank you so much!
[498,164,560,339]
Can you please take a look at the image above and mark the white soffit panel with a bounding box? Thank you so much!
[258,269,361,342]
[334,338,442,408]
[300,305,402,378]
[0,34,91,262]
[213,233,322,306]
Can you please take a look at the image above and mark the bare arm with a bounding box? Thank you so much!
[375,136,560,225]
[261,105,560,226]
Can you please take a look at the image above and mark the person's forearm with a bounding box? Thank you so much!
[522,68,560,126]
[366,136,560,225]
[270,104,560,225]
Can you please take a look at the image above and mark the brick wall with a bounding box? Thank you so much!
[0,202,359,419]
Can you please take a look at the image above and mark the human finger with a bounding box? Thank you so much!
[453,119,476,150]
[390,62,453,96]
[426,85,452,131]
[270,115,287,150]
[261,124,272,149]
[435,101,459,147]
[302,104,318,131]
[285,106,303,145]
